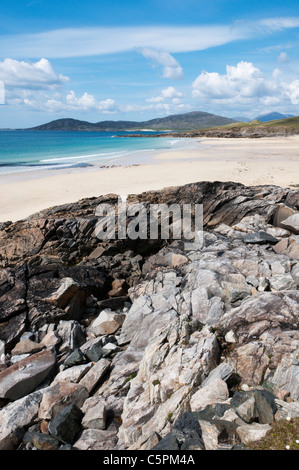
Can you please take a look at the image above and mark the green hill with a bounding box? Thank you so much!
[26,111,237,132]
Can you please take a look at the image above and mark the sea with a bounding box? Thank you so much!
[0,130,190,176]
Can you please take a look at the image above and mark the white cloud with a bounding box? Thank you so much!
[0,80,4,104]
[0,58,69,89]
[2,17,299,59]
[146,86,183,104]
[65,91,116,112]
[160,86,183,99]
[278,52,289,64]
[0,26,243,58]
[284,80,299,105]
[256,17,299,32]
[141,49,183,79]
[10,88,117,113]
[192,60,299,114]
[192,61,273,103]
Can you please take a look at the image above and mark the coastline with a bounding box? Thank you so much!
[1,135,299,223]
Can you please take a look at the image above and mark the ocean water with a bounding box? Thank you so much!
[0,130,187,176]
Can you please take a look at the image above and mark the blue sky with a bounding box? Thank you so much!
[0,0,299,127]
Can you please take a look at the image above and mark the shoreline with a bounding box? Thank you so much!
[1,135,298,223]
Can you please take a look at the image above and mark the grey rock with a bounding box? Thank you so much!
[79,358,110,393]
[236,422,271,445]
[38,382,89,420]
[152,432,179,450]
[57,320,86,354]
[243,231,278,244]
[73,429,118,450]
[281,213,299,234]
[88,309,126,336]
[64,348,87,367]
[82,401,107,430]
[0,350,55,400]
[49,404,83,444]
[0,390,43,450]
[53,363,93,385]
[23,431,60,450]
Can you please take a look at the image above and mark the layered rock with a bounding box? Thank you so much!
[0,181,298,451]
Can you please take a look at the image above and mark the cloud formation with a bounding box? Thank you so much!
[192,60,299,112]
[1,17,299,59]
[141,49,183,79]
[0,58,69,89]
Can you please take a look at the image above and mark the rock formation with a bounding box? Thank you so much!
[0,181,298,450]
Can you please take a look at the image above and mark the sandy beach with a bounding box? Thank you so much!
[0,135,298,223]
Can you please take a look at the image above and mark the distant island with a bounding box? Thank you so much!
[25,111,237,132]
[15,110,297,135]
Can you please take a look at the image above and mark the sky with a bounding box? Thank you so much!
[0,0,299,127]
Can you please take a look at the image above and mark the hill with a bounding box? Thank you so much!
[27,111,237,132]
[256,112,294,122]
[124,115,299,138]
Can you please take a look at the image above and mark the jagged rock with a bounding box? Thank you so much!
[41,330,61,348]
[0,390,43,450]
[118,324,220,448]
[48,404,83,444]
[81,400,107,430]
[273,205,297,227]
[231,390,277,424]
[152,432,180,450]
[201,363,235,386]
[243,231,278,244]
[64,348,87,367]
[10,353,31,364]
[236,422,271,445]
[274,399,299,420]
[11,338,43,356]
[0,181,298,451]
[73,429,118,450]
[79,358,110,393]
[88,309,126,336]
[56,320,86,354]
[53,363,93,384]
[190,379,229,412]
[281,213,299,234]
[269,274,297,291]
[0,350,55,400]
[38,382,89,420]
[265,354,299,401]
[23,431,60,450]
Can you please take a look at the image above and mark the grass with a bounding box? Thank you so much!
[207,115,299,130]
[249,418,299,450]
[125,372,137,383]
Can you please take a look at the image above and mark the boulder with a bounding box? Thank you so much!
[190,379,229,412]
[23,431,60,450]
[88,309,126,336]
[48,404,83,444]
[73,429,118,450]
[53,363,93,385]
[243,231,278,244]
[11,338,43,356]
[38,382,89,420]
[79,358,110,393]
[236,423,271,445]
[0,350,55,400]
[0,390,43,450]
[81,400,107,430]
[281,213,299,234]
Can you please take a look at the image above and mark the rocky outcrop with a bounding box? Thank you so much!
[0,181,298,450]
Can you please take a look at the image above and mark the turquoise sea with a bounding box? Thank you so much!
[0,130,187,175]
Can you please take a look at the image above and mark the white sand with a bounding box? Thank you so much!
[0,136,298,223]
